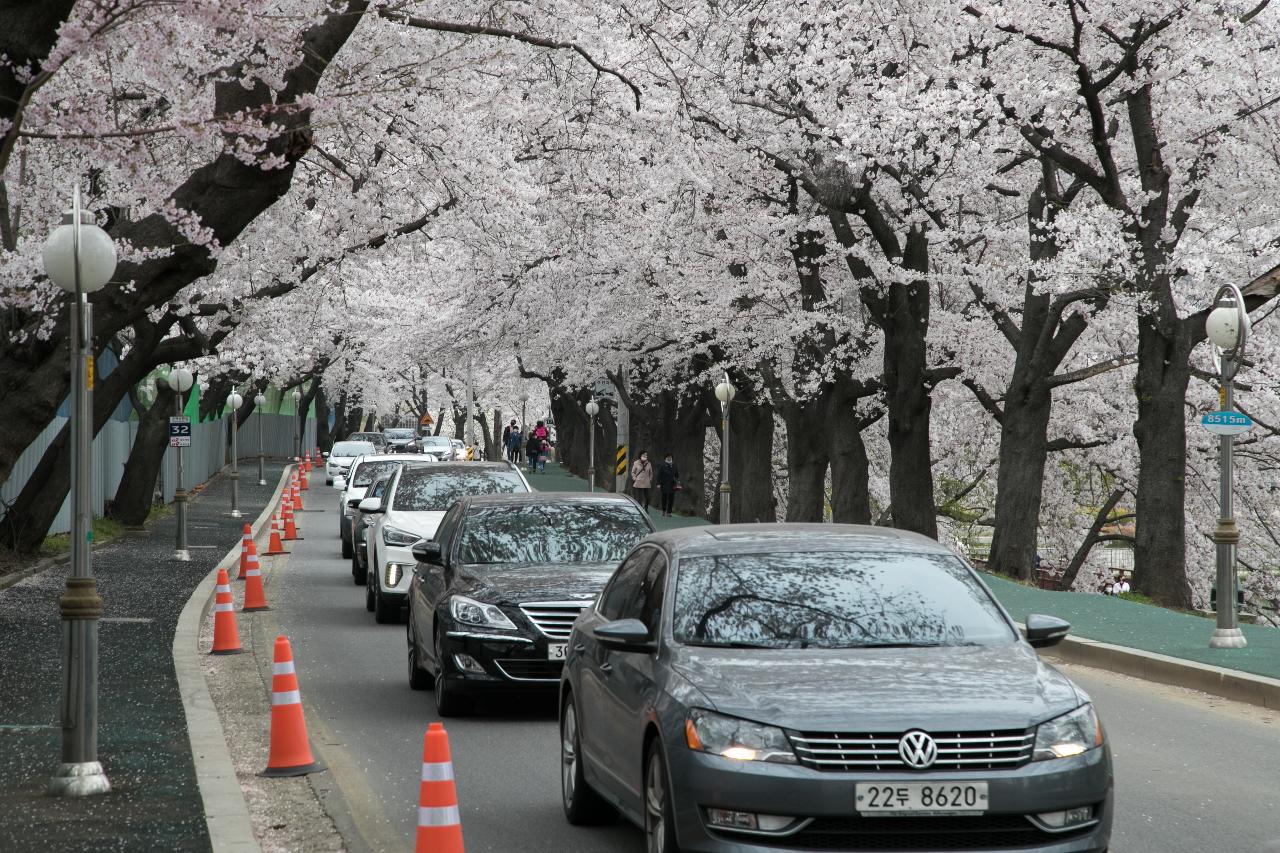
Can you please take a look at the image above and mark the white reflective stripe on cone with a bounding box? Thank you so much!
[418,805,460,827]
[213,602,234,613]
[272,661,296,675]
[216,584,231,593]
[421,761,454,782]
[246,569,261,577]
[272,689,302,706]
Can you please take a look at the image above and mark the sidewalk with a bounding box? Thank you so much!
[530,461,707,531]
[0,461,286,852]
[535,460,1280,684]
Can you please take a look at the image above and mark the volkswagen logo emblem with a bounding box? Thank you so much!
[898,730,938,769]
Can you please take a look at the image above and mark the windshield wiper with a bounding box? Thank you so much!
[684,641,782,650]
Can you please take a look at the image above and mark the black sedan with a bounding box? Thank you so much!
[560,524,1112,853]
[406,492,654,715]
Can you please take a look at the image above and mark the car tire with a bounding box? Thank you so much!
[433,633,469,716]
[644,743,680,853]
[365,570,376,612]
[352,549,366,585]
[374,582,400,624]
[341,537,353,559]
[326,478,333,486]
[407,613,431,690]
[561,693,613,825]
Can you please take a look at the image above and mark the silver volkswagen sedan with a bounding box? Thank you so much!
[559,524,1112,853]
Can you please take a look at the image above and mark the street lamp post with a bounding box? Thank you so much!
[254,393,267,486]
[292,389,302,460]
[714,376,736,524]
[41,184,117,797]
[1206,285,1250,650]
[228,391,244,518]
[168,368,194,561]
[585,399,600,492]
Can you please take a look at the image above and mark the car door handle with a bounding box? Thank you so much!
[574,643,586,652]
[599,661,613,674]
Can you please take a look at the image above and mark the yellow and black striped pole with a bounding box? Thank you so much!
[616,445,627,478]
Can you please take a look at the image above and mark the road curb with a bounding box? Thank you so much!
[173,465,291,853]
[1042,632,1280,711]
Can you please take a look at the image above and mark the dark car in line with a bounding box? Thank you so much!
[559,524,1112,853]
[348,431,389,453]
[406,492,654,715]
[383,427,419,453]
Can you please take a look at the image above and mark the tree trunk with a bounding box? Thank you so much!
[779,395,830,522]
[110,385,181,526]
[713,390,776,524]
[1131,318,1195,608]
[829,389,872,524]
[881,279,937,538]
[986,386,1052,579]
[490,409,503,462]
[315,388,332,451]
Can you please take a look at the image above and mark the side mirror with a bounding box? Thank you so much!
[1023,614,1071,649]
[412,541,444,565]
[333,476,346,490]
[322,451,330,458]
[593,618,655,653]
[346,497,363,508]
[358,497,384,513]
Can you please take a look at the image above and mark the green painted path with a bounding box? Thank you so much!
[534,461,1279,680]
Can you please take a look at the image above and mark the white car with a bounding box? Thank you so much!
[325,440,376,484]
[360,462,531,623]
[334,454,432,558]
[417,435,455,461]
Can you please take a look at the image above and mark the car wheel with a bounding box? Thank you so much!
[326,478,333,486]
[374,582,400,624]
[433,632,469,716]
[352,548,366,585]
[341,536,353,559]
[645,744,680,853]
[365,569,376,612]
[561,693,612,824]
[407,613,431,690]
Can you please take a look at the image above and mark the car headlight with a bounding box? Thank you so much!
[1034,703,1103,760]
[684,709,796,764]
[450,595,517,630]
[383,525,420,546]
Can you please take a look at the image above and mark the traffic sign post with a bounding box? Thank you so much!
[168,415,192,448]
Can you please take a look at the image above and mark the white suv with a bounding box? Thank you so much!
[334,455,431,558]
[325,440,375,485]
[360,462,531,623]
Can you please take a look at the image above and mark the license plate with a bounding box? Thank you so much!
[546,643,567,661]
[856,782,988,816]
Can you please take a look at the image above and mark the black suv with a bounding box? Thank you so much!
[406,492,653,715]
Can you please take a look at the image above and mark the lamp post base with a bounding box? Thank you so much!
[173,549,191,562]
[229,510,244,519]
[1209,628,1247,649]
[49,761,110,797]
[258,480,267,487]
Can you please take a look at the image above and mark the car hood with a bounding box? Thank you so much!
[383,510,447,539]
[668,642,1080,732]
[454,562,616,604]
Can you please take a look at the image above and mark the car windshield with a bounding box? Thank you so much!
[331,441,374,458]
[672,550,1015,649]
[386,429,415,439]
[392,468,527,511]
[352,433,384,444]
[350,460,400,488]
[456,503,651,565]
[421,437,452,448]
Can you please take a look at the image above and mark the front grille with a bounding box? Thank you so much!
[788,729,1034,772]
[494,659,564,681]
[519,601,588,641]
[724,814,1079,851]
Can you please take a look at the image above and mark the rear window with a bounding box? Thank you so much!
[392,468,528,511]
[671,551,1015,649]
[350,460,400,487]
[386,429,415,439]
[331,441,375,458]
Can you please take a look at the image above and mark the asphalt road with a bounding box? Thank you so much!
[271,493,1280,853]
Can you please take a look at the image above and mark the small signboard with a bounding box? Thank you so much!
[169,415,192,447]
[1200,410,1253,436]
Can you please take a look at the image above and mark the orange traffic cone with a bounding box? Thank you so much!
[416,723,464,853]
[261,636,324,777]
[299,467,309,491]
[292,482,303,511]
[237,523,253,580]
[266,513,287,555]
[283,503,302,541]
[210,568,242,655]
[242,541,269,612]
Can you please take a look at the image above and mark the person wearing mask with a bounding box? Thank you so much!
[656,452,680,517]
[630,450,654,511]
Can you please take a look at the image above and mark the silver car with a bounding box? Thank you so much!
[560,524,1112,853]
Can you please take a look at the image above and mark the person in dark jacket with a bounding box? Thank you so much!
[656,452,680,517]
[526,431,542,474]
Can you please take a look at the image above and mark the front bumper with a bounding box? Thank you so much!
[664,744,1112,852]
[378,543,420,600]
[437,630,565,690]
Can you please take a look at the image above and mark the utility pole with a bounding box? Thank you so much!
[465,357,475,455]
[612,367,628,494]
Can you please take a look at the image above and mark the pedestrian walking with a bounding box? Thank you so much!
[656,452,680,517]
[532,420,550,473]
[504,420,522,463]
[630,450,654,511]
[526,431,541,474]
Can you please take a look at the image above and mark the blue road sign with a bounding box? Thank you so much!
[1201,410,1253,436]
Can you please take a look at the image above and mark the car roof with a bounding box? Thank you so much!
[459,492,637,509]
[352,453,430,463]
[645,523,955,557]
[397,461,520,474]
